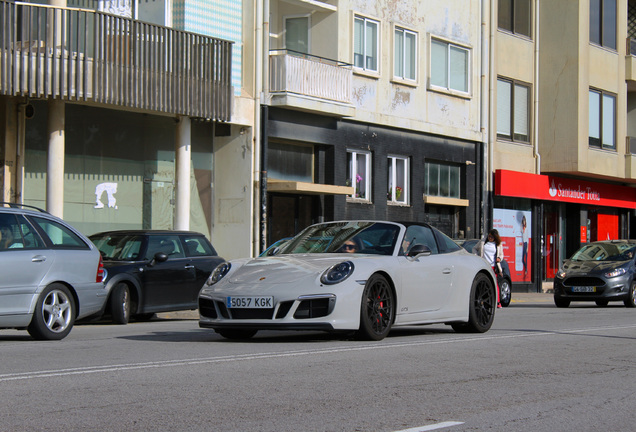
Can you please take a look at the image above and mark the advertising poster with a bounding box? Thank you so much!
[493,209,531,283]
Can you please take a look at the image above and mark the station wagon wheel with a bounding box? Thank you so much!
[217,329,258,340]
[452,273,495,333]
[625,282,636,308]
[27,283,76,340]
[110,283,131,324]
[356,274,395,341]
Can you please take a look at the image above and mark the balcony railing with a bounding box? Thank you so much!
[269,50,351,104]
[0,0,232,120]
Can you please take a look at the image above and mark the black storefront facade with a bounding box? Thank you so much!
[493,169,636,293]
[259,107,484,249]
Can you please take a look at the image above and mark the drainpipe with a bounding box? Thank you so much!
[480,0,493,238]
[253,0,267,256]
[534,0,541,174]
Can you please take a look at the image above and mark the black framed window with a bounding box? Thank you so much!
[589,88,616,150]
[590,0,617,50]
[498,0,532,38]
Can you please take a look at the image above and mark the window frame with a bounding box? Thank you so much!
[429,36,471,96]
[588,88,616,151]
[498,0,532,39]
[589,0,617,51]
[496,77,531,144]
[347,149,372,202]
[387,155,409,205]
[353,15,380,74]
[284,14,311,54]
[393,25,417,83]
[424,161,461,199]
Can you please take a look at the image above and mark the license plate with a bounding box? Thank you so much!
[571,286,596,293]
[226,296,273,309]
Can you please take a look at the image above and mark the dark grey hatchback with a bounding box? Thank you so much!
[89,230,224,324]
[553,240,636,308]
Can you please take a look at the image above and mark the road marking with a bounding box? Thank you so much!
[1,324,635,383]
[394,421,464,431]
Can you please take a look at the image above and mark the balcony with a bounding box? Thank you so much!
[0,0,232,120]
[626,38,636,90]
[268,50,354,117]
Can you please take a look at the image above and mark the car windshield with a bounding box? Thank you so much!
[570,243,636,262]
[90,233,144,261]
[279,221,401,256]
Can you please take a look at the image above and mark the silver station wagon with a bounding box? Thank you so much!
[0,203,107,340]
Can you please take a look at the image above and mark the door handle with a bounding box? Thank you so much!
[442,268,451,274]
[184,265,195,269]
[32,255,47,263]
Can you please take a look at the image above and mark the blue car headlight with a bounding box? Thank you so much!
[320,261,354,285]
[605,268,627,278]
[206,262,231,286]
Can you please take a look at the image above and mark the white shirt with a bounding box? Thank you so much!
[483,241,497,267]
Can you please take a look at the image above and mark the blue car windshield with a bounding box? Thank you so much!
[279,222,400,256]
[570,243,636,262]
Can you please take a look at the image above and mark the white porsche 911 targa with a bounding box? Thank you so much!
[199,221,497,341]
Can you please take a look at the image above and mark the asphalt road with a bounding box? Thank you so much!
[1,294,635,432]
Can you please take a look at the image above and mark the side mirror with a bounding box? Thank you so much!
[407,244,432,258]
[149,252,168,266]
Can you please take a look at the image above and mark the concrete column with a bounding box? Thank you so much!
[46,100,65,218]
[174,116,191,231]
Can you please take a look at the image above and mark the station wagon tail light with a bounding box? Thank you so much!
[96,255,105,283]
[320,261,354,285]
[207,262,231,286]
[605,268,626,278]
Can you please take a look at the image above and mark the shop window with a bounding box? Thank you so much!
[268,142,313,182]
[347,150,371,201]
[387,155,409,204]
[424,162,460,199]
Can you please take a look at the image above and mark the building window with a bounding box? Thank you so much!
[430,38,469,94]
[424,162,460,199]
[394,27,416,81]
[354,16,379,73]
[347,150,372,200]
[590,0,617,50]
[387,156,409,204]
[498,0,531,38]
[497,78,530,143]
[285,16,309,53]
[589,89,616,150]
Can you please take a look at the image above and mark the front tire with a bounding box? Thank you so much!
[28,284,76,340]
[624,282,636,308]
[355,274,395,341]
[452,273,495,333]
[110,283,131,324]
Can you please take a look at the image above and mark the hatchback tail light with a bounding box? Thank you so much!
[96,255,105,283]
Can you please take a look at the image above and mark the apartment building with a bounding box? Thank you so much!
[491,0,636,291]
[258,0,487,250]
[0,0,259,259]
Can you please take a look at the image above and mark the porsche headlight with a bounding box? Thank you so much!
[320,261,354,285]
[605,268,627,278]
[206,262,231,286]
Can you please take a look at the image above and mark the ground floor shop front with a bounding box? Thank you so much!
[494,169,636,293]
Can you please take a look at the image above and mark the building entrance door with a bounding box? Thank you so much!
[268,194,314,246]
[542,204,563,280]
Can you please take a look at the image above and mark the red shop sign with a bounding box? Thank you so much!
[495,170,636,209]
